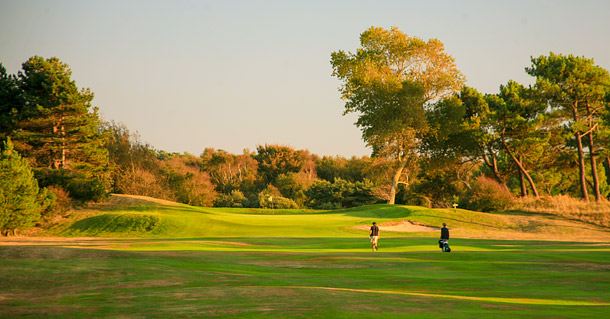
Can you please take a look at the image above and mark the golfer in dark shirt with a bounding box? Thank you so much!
[440,223,449,252]
[370,222,380,252]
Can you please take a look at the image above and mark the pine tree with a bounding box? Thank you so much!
[0,138,42,236]
[11,56,110,200]
[0,63,23,140]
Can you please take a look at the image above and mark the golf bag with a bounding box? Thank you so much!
[438,239,444,249]
[443,241,451,252]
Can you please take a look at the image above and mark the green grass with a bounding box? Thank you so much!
[1,237,609,318]
[48,200,609,242]
[1,197,609,318]
[52,203,433,238]
[46,202,510,238]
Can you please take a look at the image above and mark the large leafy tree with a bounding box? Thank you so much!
[254,144,305,186]
[331,26,464,204]
[200,148,259,194]
[526,53,610,201]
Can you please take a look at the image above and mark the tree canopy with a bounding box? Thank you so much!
[331,26,465,204]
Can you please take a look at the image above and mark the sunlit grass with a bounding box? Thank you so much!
[47,196,610,243]
[2,237,609,318]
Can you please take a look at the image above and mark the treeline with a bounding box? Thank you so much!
[0,57,385,235]
[331,27,610,211]
[2,49,610,235]
[419,53,610,208]
[104,122,384,210]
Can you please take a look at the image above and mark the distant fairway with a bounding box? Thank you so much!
[1,195,609,318]
[45,194,610,242]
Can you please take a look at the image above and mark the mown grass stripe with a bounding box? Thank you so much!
[285,286,610,306]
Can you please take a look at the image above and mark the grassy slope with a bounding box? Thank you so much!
[47,194,610,242]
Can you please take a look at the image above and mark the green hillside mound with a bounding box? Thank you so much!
[47,194,610,241]
[62,213,182,237]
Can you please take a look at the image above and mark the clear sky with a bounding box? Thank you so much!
[1,0,609,157]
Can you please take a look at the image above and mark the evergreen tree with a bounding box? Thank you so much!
[0,64,23,140]
[527,53,610,201]
[12,56,110,200]
[0,138,42,236]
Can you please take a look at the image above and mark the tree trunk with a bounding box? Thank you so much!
[518,156,527,197]
[481,148,508,191]
[605,156,610,196]
[388,158,408,204]
[586,102,601,202]
[60,116,66,169]
[52,115,67,169]
[587,133,601,201]
[501,137,539,198]
[573,105,589,202]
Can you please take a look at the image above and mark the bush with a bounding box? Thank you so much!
[304,178,379,209]
[462,176,513,212]
[35,169,108,202]
[42,186,71,218]
[257,193,299,209]
[214,190,248,208]
[257,185,299,209]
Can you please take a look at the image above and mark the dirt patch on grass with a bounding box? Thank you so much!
[353,220,439,232]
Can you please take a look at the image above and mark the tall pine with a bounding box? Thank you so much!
[12,56,110,199]
[0,64,23,140]
[0,138,41,236]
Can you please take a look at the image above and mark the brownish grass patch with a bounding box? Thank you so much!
[513,195,610,228]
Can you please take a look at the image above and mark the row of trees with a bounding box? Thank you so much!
[103,122,384,210]
[331,26,610,208]
[2,28,610,233]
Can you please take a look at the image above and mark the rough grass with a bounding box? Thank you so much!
[512,195,610,228]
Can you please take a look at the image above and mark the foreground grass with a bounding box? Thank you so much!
[1,237,609,318]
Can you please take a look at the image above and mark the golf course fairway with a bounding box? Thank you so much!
[1,195,608,318]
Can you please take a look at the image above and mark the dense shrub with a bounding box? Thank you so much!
[43,186,71,218]
[163,156,217,206]
[304,178,379,209]
[114,166,169,199]
[257,184,298,209]
[462,176,513,212]
[214,190,249,208]
[258,193,299,209]
[35,169,108,202]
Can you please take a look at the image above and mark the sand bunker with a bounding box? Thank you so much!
[102,194,182,207]
[354,220,439,232]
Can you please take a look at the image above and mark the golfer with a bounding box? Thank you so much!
[370,222,380,252]
[440,222,450,252]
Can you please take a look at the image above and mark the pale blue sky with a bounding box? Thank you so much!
[1,0,609,157]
